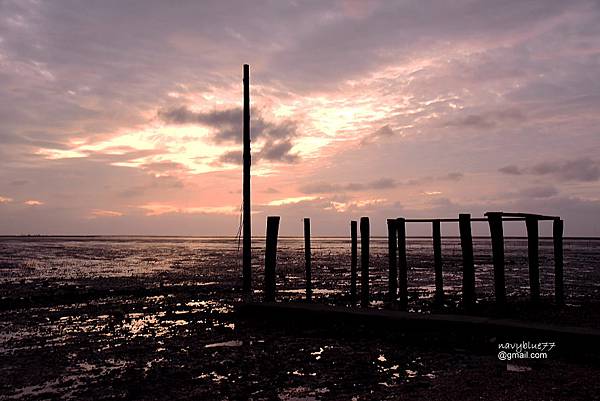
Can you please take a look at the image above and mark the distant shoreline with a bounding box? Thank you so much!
[1,235,599,240]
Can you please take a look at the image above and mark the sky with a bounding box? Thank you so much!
[1,0,600,237]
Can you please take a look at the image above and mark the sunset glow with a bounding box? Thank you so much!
[1,1,600,236]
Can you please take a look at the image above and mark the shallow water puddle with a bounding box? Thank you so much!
[280,289,339,295]
[278,386,329,401]
[507,363,532,372]
[204,340,243,348]
[185,299,233,314]
[375,352,436,386]
[287,370,317,377]
[196,371,228,383]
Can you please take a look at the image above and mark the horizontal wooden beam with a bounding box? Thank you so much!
[484,211,559,220]
[404,217,533,223]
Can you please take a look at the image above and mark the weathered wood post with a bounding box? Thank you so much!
[387,219,398,301]
[242,64,252,293]
[264,216,280,302]
[396,217,408,310]
[487,212,506,305]
[525,216,540,302]
[553,218,564,305]
[304,218,312,302]
[360,217,370,308]
[459,214,475,307]
[350,220,358,304]
[432,220,443,303]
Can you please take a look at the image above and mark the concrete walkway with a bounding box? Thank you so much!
[238,302,600,357]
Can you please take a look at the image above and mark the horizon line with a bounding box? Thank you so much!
[1,234,599,240]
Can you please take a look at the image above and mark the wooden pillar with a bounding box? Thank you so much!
[360,217,370,308]
[553,218,564,305]
[459,213,475,307]
[387,219,398,301]
[242,64,252,292]
[525,216,540,302]
[350,221,358,304]
[304,218,312,302]
[487,212,506,305]
[264,216,280,302]
[396,217,408,310]
[432,220,443,303]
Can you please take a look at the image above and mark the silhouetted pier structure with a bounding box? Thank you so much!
[230,65,600,359]
[238,65,565,312]
[258,213,565,310]
[242,64,252,293]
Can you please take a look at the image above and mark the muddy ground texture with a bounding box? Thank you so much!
[2,270,600,401]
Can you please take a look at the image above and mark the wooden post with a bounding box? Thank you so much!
[432,220,443,303]
[525,216,540,302]
[387,219,398,301]
[350,221,358,304]
[360,217,370,308]
[487,212,506,305]
[304,218,312,302]
[396,217,408,310]
[553,218,564,305]
[459,213,475,307]
[242,64,252,293]
[264,216,280,302]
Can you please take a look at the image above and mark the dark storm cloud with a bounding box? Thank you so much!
[499,165,523,175]
[499,158,600,182]
[217,150,243,165]
[215,141,299,165]
[159,106,300,163]
[158,106,297,143]
[258,140,299,163]
[158,107,242,128]
[530,158,600,182]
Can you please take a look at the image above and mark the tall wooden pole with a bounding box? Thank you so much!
[304,218,312,302]
[487,212,506,306]
[264,216,280,302]
[432,220,443,303]
[350,221,358,304]
[525,216,540,302]
[360,217,370,308]
[396,217,408,310]
[553,218,564,305]
[242,64,252,292]
[387,219,398,301]
[459,214,475,308]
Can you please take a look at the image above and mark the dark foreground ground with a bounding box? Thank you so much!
[2,237,600,400]
[2,276,600,400]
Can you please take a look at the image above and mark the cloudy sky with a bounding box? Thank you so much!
[1,0,599,236]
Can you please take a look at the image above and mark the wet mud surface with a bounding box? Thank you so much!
[1,237,600,399]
